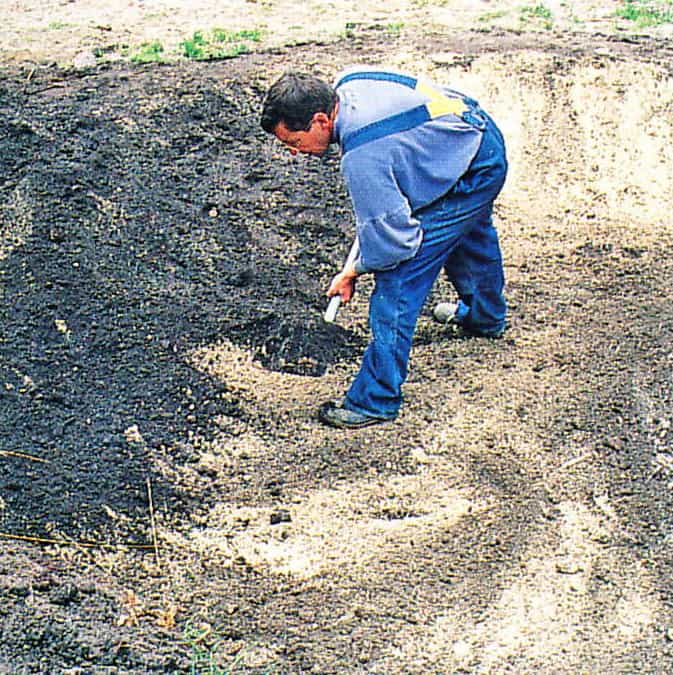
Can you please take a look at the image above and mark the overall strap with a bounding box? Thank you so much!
[335,71,486,154]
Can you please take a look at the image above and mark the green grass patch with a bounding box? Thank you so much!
[182,622,278,674]
[411,0,449,6]
[342,21,358,39]
[478,10,509,22]
[47,20,71,30]
[183,621,227,674]
[180,28,261,60]
[616,0,673,26]
[130,40,165,63]
[520,3,554,28]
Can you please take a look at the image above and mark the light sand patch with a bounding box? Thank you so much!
[373,499,660,673]
[186,469,486,578]
[190,338,339,411]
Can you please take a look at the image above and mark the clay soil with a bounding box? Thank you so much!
[2,4,673,674]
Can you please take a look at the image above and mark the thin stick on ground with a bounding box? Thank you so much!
[0,531,154,549]
[558,452,592,471]
[0,450,49,463]
[146,476,161,570]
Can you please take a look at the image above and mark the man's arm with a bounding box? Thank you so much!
[341,153,423,273]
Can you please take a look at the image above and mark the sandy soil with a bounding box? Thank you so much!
[2,0,672,66]
[2,2,673,674]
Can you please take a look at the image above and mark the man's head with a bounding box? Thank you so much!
[260,72,338,156]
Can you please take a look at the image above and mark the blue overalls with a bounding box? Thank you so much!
[339,72,508,420]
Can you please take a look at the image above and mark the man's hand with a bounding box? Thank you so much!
[323,239,360,323]
[327,263,357,303]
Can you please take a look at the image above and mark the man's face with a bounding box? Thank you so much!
[273,111,333,157]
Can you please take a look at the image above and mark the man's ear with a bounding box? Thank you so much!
[312,112,331,128]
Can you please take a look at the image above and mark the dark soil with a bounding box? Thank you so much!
[1,27,673,674]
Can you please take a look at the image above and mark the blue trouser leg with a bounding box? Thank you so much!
[443,207,506,335]
[345,234,467,419]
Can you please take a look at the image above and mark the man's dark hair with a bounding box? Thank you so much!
[260,72,336,133]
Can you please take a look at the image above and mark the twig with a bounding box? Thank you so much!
[559,453,592,471]
[0,450,49,463]
[25,82,66,96]
[146,477,161,569]
[0,531,154,549]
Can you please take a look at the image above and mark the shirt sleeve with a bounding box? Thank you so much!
[341,151,423,272]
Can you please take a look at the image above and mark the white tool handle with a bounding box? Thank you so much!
[324,239,359,323]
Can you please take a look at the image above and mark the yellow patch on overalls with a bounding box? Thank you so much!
[415,81,468,119]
